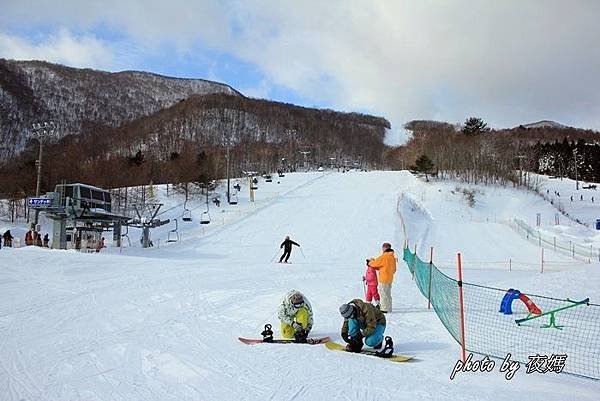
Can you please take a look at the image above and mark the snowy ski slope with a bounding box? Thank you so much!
[1,171,599,400]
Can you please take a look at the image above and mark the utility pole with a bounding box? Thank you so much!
[226,146,231,203]
[573,149,579,190]
[29,121,58,225]
[516,155,525,186]
[221,136,233,203]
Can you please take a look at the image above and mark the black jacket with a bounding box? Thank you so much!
[280,239,300,252]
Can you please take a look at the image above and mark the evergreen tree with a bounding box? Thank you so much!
[462,117,490,136]
[414,154,434,182]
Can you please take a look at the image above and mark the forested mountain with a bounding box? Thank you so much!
[0,58,240,158]
[386,119,600,187]
[0,59,390,196]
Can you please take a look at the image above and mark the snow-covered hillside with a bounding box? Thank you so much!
[0,58,239,156]
[1,171,599,400]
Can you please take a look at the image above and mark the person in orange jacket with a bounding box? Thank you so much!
[367,242,397,313]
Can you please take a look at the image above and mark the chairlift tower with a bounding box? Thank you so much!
[130,203,168,248]
[29,121,59,225]
[299,151,311,172]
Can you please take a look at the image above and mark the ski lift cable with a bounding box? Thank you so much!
[155,190,218,218]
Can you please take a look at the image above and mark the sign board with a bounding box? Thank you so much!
[28,198,51,207]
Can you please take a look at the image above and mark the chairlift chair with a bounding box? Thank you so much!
[182,199,193,222]
[166,219,180,243]
[200,211,211,225]
[228,191,238,205]
[121,225,132,247]
[265,175,273,182]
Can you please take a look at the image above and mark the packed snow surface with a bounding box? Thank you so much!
[1,171,599,400]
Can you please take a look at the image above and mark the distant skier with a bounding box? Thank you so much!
[363,262,380,309]
[43,233,49,247]
[339,299,386,352]
[96,237,105,252]
[277,290,313,342]
[25,230,33,246]
[2,230,13,247]
[279,236,300,263]
[367,242,397,313]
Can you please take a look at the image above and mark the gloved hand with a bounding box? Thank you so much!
[292,322,303,332]
[346,337,364,353]
[341,332,351,343]
[365,258,370,265]
[294,329,308,343]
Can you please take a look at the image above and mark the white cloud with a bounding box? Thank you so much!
[0,28,116,70]
[2,1,600,142]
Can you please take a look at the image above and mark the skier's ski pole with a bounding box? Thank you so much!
[270,248,281,262]
[362,277,367,298]
[299,247,306,259]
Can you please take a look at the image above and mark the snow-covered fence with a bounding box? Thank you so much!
[511,218,598,263]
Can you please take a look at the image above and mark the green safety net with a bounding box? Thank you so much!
[402,247,600,380]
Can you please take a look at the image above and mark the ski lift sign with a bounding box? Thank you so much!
[28,197,51,207]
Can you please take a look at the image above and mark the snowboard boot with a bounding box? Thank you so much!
[373,340,383,350]
[294,330,308,343]
[345,333,364,353]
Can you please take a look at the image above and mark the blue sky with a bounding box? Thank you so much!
[2,0,600,144]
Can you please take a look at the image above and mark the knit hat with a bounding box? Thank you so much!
[339,303,355,318]
[290,292,304,307]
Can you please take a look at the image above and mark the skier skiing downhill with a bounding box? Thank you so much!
[363,263,380,309]
[277,290,313,342]
[279,236,300,263]
[339,299,386,352]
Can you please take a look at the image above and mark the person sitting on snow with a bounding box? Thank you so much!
[277,290,313,342]
[339,299,386,352]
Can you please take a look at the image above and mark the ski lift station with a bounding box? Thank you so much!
[28,183,130,251]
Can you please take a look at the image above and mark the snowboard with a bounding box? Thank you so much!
[325,341,414,362]
[239,336,331,345]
